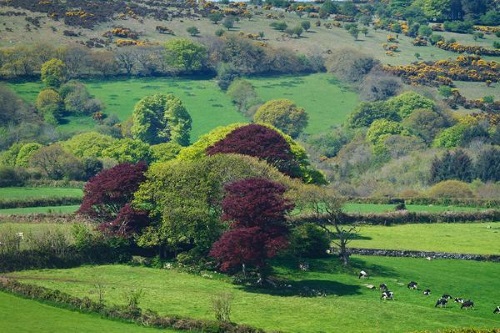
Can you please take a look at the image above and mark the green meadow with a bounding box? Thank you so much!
[343,203,487,214]
[0,205,79,215]
[350,222,500,255]
[8,73,358,140]
[5,258,499,333]
[0,187,83,200]
[0,291,169,333]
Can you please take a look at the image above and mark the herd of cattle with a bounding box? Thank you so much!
[358,270,499,314]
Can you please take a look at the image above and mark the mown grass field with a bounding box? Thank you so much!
[0,187,83,200]
[343,203,488,214]
[0,205,80,215]
[0,291,169,333]
[4,258,499,333]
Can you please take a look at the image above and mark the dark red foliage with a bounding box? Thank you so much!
[209,178,293,272]
[206,124,300,178]
[98,203,150,238]
[77,162,147,222]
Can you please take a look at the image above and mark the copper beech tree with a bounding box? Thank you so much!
[77,162,149,238]
[209,177,294,281]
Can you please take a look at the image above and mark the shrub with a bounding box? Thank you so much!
[289,223,330,258]
[427,180,474,199]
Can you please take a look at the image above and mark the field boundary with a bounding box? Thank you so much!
[348,248,500,262]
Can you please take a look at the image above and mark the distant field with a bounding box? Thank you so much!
[248,73,358,134]
[350,222,500,255]
[9,73,358,140]
[0,187,83,200]
[0,291,169,333]
[5,260,499,333]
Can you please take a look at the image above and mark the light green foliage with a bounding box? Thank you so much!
[432,123,468,148]
[366,119,409,145]
[15,143,42,167]
[150,142,182,163]
[438,85,453,99]
[427,180,474,198]
[131,93,192,146]
[414,0,451,19]
[63,132,117,159]
[102,138,152,164]
[227,79,261,116]
[59,81,102,116]
[40,58,67,88]
[0,143,23,167]
[135,154,292,254]
[346,101,399,128]
[35,88,63,124]
[29,144,84,180]
[186,26,200,36]
[164,38,207,73]
[385,91,435,119]
[254,99,308,138]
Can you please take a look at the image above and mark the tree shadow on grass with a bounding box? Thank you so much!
[238,278,361,297]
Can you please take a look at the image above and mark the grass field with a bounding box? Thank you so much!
[8,73,358,140]
[4,259,499,333]
[0,187,83,200]
[0,291,170,333]
[343,203,487,214]
[350,222,500,255]
[0,205,80,215]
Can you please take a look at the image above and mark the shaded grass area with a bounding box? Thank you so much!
[0,187,83,200]
[0,205,79,215]
[5,259,499,333]
[0,291,169,333]
[350,222,500,255]
[248,73,359,135]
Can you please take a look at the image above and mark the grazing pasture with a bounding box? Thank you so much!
[0,205,79,215]
[343,203,488,214]
[350,222,500,255]
[4,258,499,333]
[0,291,168,333]
[0,187,83,200]
[8,73,358,140]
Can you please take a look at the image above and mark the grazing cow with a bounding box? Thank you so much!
[423,289,431,296]
[358,270,368,279]
[441,294,453,300]
[493,306,500,314]
[435,298,448,308]
[454,298,465,304]
[381,291,394,300]
[379,283,388,291]
[407,281,418,290]
[461,300,474,309]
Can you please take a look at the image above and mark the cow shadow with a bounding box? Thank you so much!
[239,278,361,297]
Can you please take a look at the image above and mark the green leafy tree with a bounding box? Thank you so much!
[164,38,207,73]
[301,21,311,32]
[35,88,63,124]
[427,180,474,199]
[292,25,304,38]
[63,132,117,159]
[366,119,408,145]
[150,142,182,163]
[402,109,452,145]
[41,58,67,88]
[135,154,292,258]
[226,79,261,116]
[222,17,235,30]
[475,147,500,182]
[385,91,435,119]
[15,143,42,167]
[187,26,200,36]
[438,85,453,99]
[254,99,308,138]
[346,101,400,128]
[102,138,152,164]
[348,26,360,40]
[430,149,473,183]
[209,12,224,24]
[131,93,192,146]
[432,123,468,148]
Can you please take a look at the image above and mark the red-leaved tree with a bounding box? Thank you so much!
[209,177,294,279]
[78,162,149,237]
[206,124,300,178]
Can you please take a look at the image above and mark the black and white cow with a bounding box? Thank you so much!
[407,281,418,290]
[494,306,500,314]
[379,283,388,291]
[358,270,368,279]
[441,294,453,300]
[381,290,394,300]
[423,289,431,296]
[461,300,474,309]
[435,298,448,308]
[454,297,465,304]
